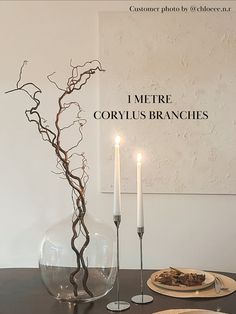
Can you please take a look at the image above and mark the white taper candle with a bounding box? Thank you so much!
[137,153,144,228]
[113,136,121,216]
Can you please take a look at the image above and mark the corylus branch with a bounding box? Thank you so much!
[6,59,104,298]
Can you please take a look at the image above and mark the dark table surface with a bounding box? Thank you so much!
[0,268,235,314]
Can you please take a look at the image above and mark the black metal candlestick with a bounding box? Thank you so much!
[107,215,130,312]
[131,227,153,304]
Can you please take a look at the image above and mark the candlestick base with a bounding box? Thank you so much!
[107,301,130,312]
[131,294,153,304]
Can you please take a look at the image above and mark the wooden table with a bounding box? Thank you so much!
[0,269,235,314]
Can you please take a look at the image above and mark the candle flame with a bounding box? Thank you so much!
[137,153,142,162]
[115,135,121,145]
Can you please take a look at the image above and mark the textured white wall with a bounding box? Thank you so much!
[99,11,236,194]
[0,1,236,272]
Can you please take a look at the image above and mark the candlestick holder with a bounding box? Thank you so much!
[131,227,153,305]
[107,215,130,312]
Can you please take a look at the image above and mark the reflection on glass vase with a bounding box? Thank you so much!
[39,212,117,302]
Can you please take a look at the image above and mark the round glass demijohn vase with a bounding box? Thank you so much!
[39,211,117,302]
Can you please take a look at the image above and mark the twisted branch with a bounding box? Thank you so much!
[6,60,104,298]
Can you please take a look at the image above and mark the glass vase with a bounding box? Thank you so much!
[39,212,117,302]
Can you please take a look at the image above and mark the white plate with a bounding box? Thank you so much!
[153,310,226,314]
[151,268,215,292]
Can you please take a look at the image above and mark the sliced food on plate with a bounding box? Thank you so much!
[151,267,215,291]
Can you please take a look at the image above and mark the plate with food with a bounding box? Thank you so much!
[151,267,215,291]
